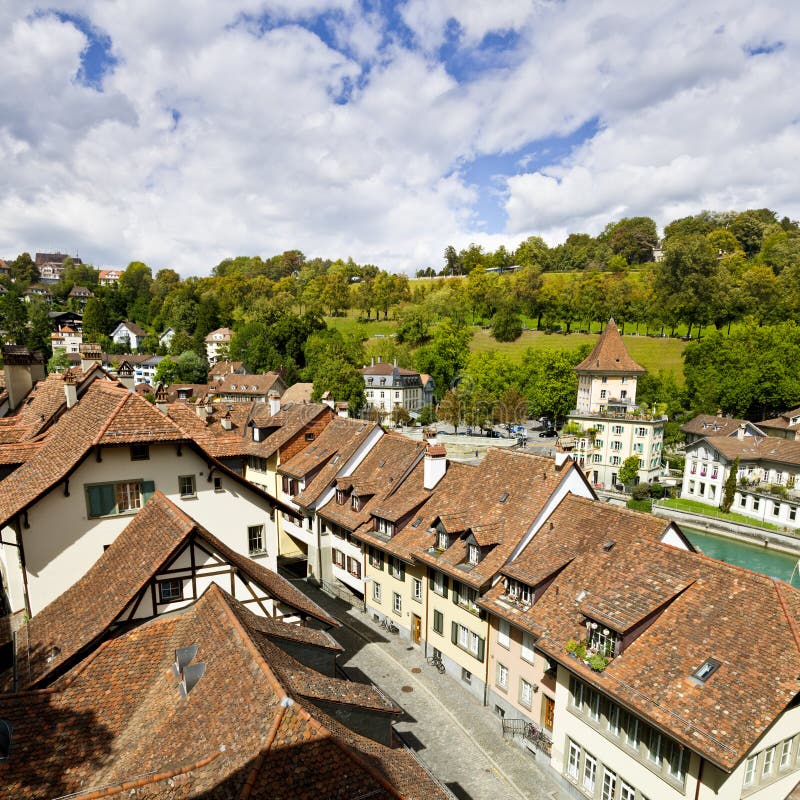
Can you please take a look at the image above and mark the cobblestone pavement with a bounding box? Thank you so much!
[289,577,573,800]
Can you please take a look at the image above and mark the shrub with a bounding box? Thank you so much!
[650,482,665,499]
[631,482,652,500]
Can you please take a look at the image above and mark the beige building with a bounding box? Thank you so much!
[568,319,666,489]
[204,326,233,365]
[361,358,425,420]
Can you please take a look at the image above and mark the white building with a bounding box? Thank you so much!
[205,327,233,365]
[361,358,425,420]
[134,355,163,385]
[110,320,146,351]
[681,432,800,528]
[567,320,665,489]
[159,327,175,350]
[50,325,83,354]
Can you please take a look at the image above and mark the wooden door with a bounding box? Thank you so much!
[412,614,421,645]
[542,695,555,731]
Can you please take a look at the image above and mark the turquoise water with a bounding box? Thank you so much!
[684,528,800,588]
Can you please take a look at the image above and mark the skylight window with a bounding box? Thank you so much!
[411,517,422,528]
[499,492,509,503]
[691,658,721,684]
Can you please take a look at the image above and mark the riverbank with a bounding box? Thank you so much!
[652,501,800,557]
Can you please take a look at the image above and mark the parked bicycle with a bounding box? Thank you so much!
[380,617,399,634]
[426,654,446,673]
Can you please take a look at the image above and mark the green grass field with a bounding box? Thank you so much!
[325,313,689,384]
[658,497,783,532]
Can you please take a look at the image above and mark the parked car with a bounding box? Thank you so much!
[538,429,558,438]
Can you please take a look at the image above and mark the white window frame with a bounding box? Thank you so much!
[763,745,776,776]
[601,768,616,800]
[373,581,382,602]
[743,755,757,786]
[567,740,580,780]
[521,632,535,663]
[497,663,508,690]
[582,752,597,793]
[248,524,265,555]
[780,738,793,769]
[392,592,402,615]
[412,577,422,602]
[520,678,533,709]
[497,619,510,649]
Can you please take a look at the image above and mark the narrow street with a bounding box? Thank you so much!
[287,576,570,800]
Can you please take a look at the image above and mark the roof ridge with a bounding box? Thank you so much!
[91,391,135,445]
[773,579,800,654]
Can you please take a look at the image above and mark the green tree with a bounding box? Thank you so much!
[721,457,739,513]
[82,297,110,341]
[0,290,28,344]
[175,350,208,383]
[491,306,523,342]
[9,252,39,285]
[118,261,153,322]
[311,358,365,414]
[154,357,179,384]
[26,298,53,358]
[514,236,550,271]
[494,387,529,430]
[413,319,472,400]
[391,405,411,427]
[437,388,463,433]
[521,347,585,421]
[417,403,437,426]
[604,217,658,264]
[618,455,641,488]
[47,348,71,374]
[396,306,431,345]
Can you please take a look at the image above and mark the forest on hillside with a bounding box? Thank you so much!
[1,207,799,426]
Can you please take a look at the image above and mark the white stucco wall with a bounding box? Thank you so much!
[1,443,279,614]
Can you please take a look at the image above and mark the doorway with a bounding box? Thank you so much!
[412,613,421,645]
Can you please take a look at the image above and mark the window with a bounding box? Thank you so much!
[213,476,223,492]
[773,501,781,517]
[375,517,394,536]
[753,497,760,511]
[468,543,481,564]
[351,494,361,511]
[612,425,624,434]
[763,745,776,776]
[433,609,443,634]
[611,440,622,451]
[282,476,299,496]
[589,626,617,658]
[368,547,384,570]
[392,592,402,615]
[248,525,265,554]
[595,439,604,449]
[791,506,797,521]
[610,456,621,466]
[667,742,689,782]
[582,753,597,793]
[607,703,620,736]
[179,475,196,498]
[159,579,183,603]
[636,426,646,436]
[432,570,447,597]
[520,678,533,708]
[86,480,154,517]
[437,530,449,550]
[507,579,531,604]
[521,632,535,663]
[347,556,361,579]
[336,488,347,505]
[458,584,479,613]
[600,390,607,399]
[588,690,601,721]
[304,432,315,441]
[648,729,662,765]
[497,663,508,690]
[333,548,345,568]
[373,581,382,602]
[743,755,757,786]
[497,619,510,648]
[692,658,721,683]
[781,738,793,769]
[452,622,485,661]
[620,782,636,800]
[412,578,422,601]
[625,715,640,749]
[567,740,581,780]
[601,768,616,800]
[461,668,471,684]
[130,444,149,460]
[388,557,405,581]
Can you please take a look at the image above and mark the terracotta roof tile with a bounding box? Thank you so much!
[574,318,645,374]
[5,492,337,690]
[0,585,448,799]
[693,434,800,466]
[680,414,753,437]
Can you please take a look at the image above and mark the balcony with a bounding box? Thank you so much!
[282,516,314,547]
[570,408,667,423]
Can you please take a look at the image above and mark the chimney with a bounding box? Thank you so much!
[155,384,169,413]
[554,452,570,469]
[377,356,382,363]
[63,369,78,408]
[195,398,208,420]
[268,389,281,417]
[335,401,349,418]
[737,424,747,441]
[424,441,447,490]
[2,346,43,411]
[80,342,102,374]
[117,361,135,392]
[393,356,398,367]
[220,412,233,431]
[321,391,334,410]
[370,356,375,367]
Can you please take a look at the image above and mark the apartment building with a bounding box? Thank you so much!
[204,326,233,365]
[567,320,665,488]
[361,357,426,419]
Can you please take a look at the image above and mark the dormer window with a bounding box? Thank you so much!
[281,476,298,496]
[351,494,361,511]
[588,623,618,658]
[468,544,481,565]
[506,578,531,604]
[375,517,394,537]
[336,488,347,505]
[437,530,449,550]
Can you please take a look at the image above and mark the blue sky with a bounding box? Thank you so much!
[0,1,797,274]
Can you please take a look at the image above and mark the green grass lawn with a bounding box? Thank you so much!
[657,497,783,532]
[324,314,398,339]
[470,328,688,384]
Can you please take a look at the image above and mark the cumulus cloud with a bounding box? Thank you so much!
[0,0,798,274]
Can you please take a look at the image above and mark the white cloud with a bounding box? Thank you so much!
[0,0,798,275]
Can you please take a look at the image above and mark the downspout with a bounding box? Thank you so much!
[14,517,32,620]
[694,756,705,800]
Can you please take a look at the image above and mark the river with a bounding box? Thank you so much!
[684,527,800,588]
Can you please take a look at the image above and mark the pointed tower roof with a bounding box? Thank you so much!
[575,319,645,375]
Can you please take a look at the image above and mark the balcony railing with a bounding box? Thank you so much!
[501,719,552,756]
[571,408,668,423]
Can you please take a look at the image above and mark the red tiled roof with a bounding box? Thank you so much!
[680,414,753,437]
[574,318,645,374]
[692,434,800,466]
[5,492,336,690]
[482,520,800,773]
[215,371,283,395]
[281,382,315,404]
[0,584,449,799]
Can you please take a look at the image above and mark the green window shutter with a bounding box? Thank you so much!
[443,575,448,599]
[452,580,459,605]
[87,484,115,517]
[451,621,458,645]
[429,569,434,592]
[141,480,155,505]
[476,636,485,663]
[433,609,443,634]
[399,562,405,582]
